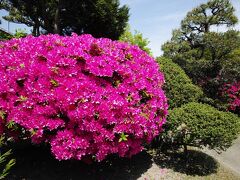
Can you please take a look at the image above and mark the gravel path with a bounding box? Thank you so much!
[203,136,240,176]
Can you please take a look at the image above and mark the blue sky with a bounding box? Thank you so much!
[1,0,240,57]
[120,0,240,56]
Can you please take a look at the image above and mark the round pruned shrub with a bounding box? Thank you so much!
[0,34,168,161]
[157,57,203,109]
[167,102,240,151]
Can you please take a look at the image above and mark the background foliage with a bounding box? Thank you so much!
[162,0,240,102]
[119,25,152,55]
[1,0,129,39]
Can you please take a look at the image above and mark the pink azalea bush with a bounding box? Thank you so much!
[223,82,240,113]
[0,34,168,161]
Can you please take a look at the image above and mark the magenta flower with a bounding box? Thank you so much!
[0,34,168,161]
[222,82,240,112]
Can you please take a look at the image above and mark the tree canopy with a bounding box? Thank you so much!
[119,25,152,55]
[162,0,240,99]
[1,0,129,39]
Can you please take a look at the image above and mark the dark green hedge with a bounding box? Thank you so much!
[0,31,12,40]
[157,57,203,108]
[168,102,240,151]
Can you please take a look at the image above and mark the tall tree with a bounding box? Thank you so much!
[119,25,152,55]
[1,0,43,36]
[60,0,129,39]
[1,0,129,39]
[162,0,239,99]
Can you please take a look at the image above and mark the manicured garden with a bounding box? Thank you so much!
[0,0,240,179]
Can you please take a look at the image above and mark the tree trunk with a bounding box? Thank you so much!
[32,16,40,36]
[204,23,210,33]
[36,26,40,36]
[32,25,36,36]
[53,0,61,34]
[35,19,40,36]
[183,144,188,156]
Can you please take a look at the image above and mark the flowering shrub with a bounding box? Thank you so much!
[0,34,168,161]
[222,82,240,113]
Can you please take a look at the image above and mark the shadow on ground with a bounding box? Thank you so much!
[153,149,218,176]
[6,144,152,180]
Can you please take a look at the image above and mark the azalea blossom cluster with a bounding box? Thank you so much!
[223,82,240,113]
[0,34,168,161]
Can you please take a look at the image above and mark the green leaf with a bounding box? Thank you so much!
[0,136,5,147]
[17,95,28,102]
[20,63,25,68]
[30,129,37,136]
[6,120,17,130]
[51,67,59,74]
[140,113,149,120]
[50,79,59,87]
[0,111,6,120]
[126,94,133,102]
[119,132,129,142]
[0,152,15,179]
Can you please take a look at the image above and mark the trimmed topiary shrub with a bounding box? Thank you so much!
[157,57,203,109]
[167,102,240,152]
[0,34,168,161]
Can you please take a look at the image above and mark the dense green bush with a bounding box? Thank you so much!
[166,102,240,152]
[12,29,27,39]
[0,29,27,41]
[0,31,12,40]
[157,57,203,108]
